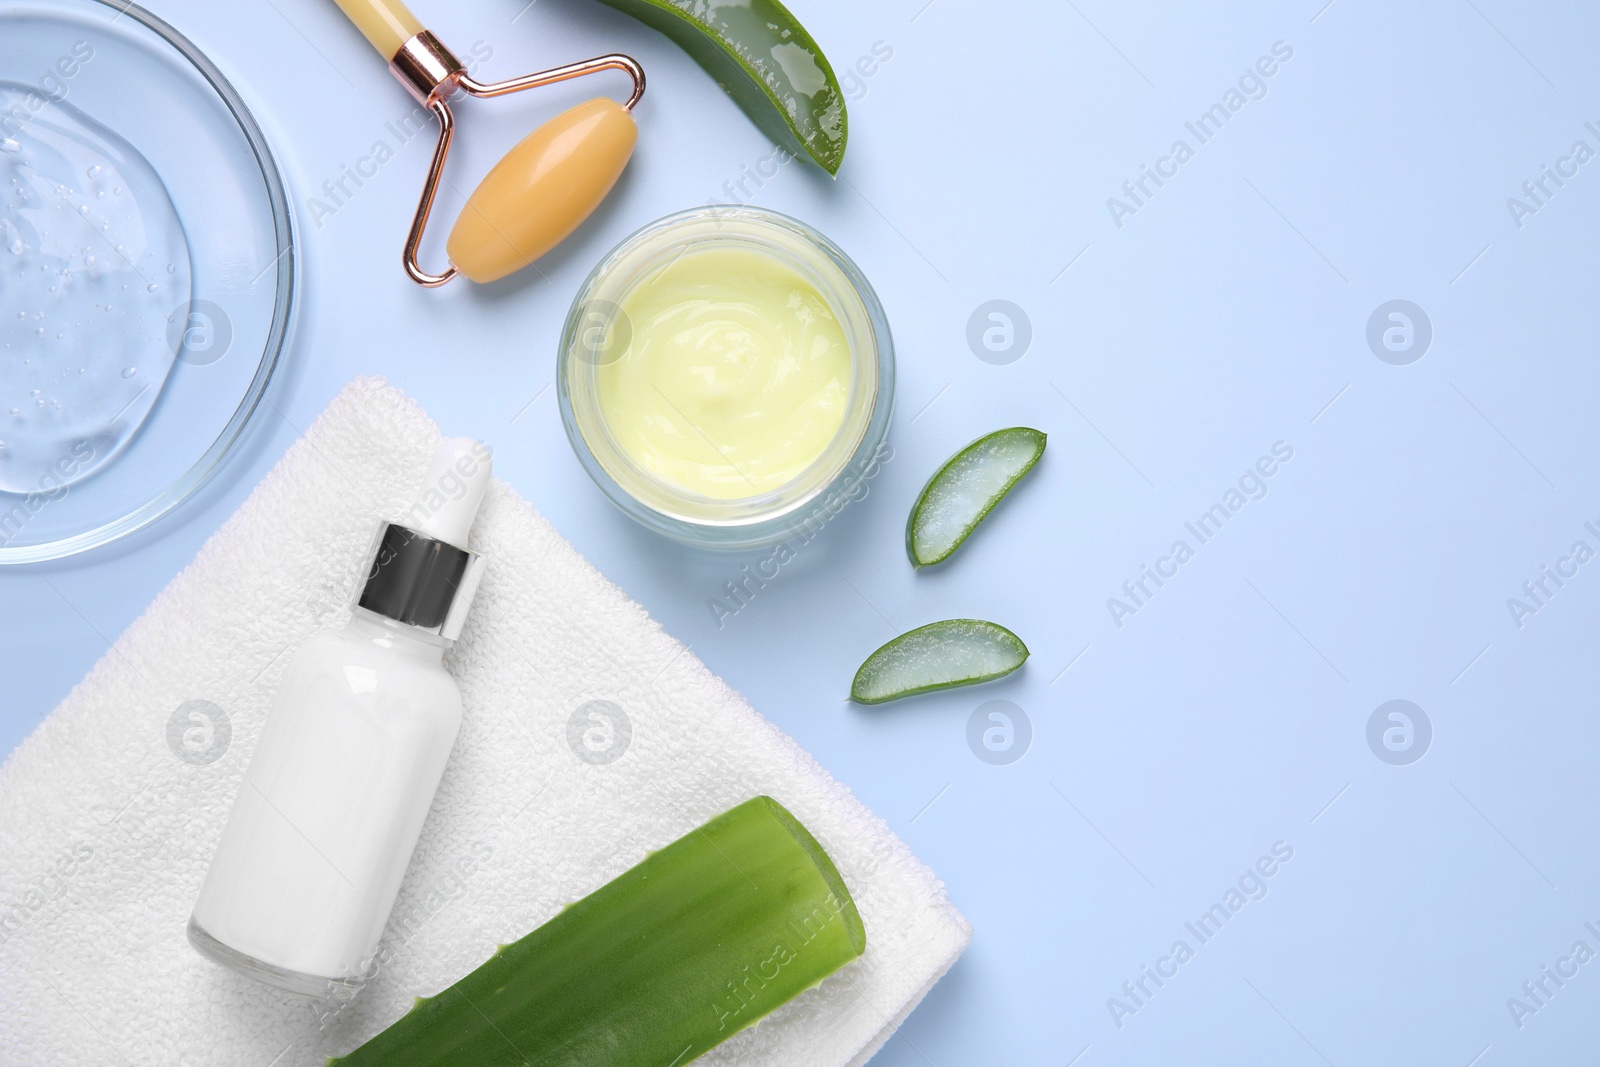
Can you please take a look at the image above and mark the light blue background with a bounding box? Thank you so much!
[5,0,1600,1063]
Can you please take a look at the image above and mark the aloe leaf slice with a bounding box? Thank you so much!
[592,0,848,174]
[329,796,864,1067]
[851,619,1029,705]
[907,427,1046,567]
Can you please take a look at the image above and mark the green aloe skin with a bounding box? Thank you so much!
[592,0,848,174]
[851,619,1030,705]
[906,428,1047,568]
[328,796,865,1066]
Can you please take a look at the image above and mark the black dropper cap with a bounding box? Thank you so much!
[358,524,472,629]
[354,438,490,639]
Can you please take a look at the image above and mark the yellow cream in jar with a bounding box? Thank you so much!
[596,245,851,499]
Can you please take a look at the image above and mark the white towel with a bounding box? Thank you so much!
[0,378,970,1066]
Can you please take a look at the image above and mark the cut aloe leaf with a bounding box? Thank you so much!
[851,619,1029,705]
[329,796,863,1067]
[907,427,1046,567]
[592,0,848,174]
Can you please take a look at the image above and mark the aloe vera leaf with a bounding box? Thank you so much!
[591,0,848,174]
[850,619,1029,705]
[329,796,864,1067]
[907,427,1046,567]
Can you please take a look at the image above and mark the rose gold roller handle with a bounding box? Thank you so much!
[328,0,645,287]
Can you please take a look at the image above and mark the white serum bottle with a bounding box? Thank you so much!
[189,438,491,995]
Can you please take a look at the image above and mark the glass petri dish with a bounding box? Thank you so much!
[559,206,894,549]
[0,0,294,564]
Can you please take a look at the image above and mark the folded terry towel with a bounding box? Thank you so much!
[0,377,970,1066]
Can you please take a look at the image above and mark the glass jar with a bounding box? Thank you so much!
[558,206,894,549]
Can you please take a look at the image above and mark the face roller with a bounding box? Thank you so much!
[332,0,645,286]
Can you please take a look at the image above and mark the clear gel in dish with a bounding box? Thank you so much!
[0,83,192,493]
